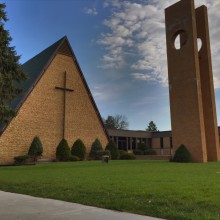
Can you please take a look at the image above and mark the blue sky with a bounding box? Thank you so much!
[3,0,220,131]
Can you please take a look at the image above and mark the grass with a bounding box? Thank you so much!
[0,160,220,220]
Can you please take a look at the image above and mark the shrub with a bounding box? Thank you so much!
[144,148,156,155]
[90,138,103,159]
[137,142,148,151]
[56,139,71,161]
[14,155,29,164]
[119,150,127,157]
[28,136,43,161]
[69,155,80,162]
[105,140,119,160]
[133,149,144,155]
[172,144,191,163]
[120,153,136,160]
[134,142,156,155]
[95,150,110,160]
[71,139,86,160]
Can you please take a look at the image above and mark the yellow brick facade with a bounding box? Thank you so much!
[165,0,220,162]
[0,53,108,164]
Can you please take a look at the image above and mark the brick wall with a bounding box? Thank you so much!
[152,138,160,149]
[0,54,108,164]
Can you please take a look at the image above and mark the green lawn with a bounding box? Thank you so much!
[0,160,220,220]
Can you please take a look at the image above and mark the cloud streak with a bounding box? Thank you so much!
[98,0,220,88]
[83,7,98,16]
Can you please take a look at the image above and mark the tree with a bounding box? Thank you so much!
[146,121,158,131]
[172,144,191,163]
[56,139,71,161]
[105,140,119,160]
[104,116,115,129]
[0,3,27,123]
[28,136,43,161]
[89,138,103,159]
[71,139,86,160]
[104,114,129,129]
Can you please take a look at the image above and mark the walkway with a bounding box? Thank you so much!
[0,191,166,220]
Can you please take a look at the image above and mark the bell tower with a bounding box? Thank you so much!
[165,0,220,162]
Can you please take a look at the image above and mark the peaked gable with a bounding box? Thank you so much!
[1,36,109,140]
[11,37,66,111]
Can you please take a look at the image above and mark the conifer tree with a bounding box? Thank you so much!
[28,136,43,162]
[71,139,86,160]
[0,3,27,123]
[105,140,119,160]
[146,121,158,131]
[89,138,103,158]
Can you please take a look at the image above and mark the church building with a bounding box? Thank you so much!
[0,36,109,164]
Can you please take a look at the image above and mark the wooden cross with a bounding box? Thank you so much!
[55,71,74,138]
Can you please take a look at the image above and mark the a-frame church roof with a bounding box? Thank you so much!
[10,37,66,111]
[0,36,109,138]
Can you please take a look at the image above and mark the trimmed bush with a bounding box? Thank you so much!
[69,155,80,162]
[119,150,127,157]
[71,139,86,160]
[137,142,148,151]
[133,149,144,155]
[28,136,43,161]
[90,138,103,159]
[14,155,29,164]
[56,139,71,161]
[134,142,156,155]
[172,144,191,163]
[105,140,119,160]
[95,150,110,160]
[120,153,136,160]
[144,148,156,155]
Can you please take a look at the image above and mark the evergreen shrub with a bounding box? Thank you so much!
[28,136,43,161]
[71,139,86,160]
[133,149,144,155]
[137,142,148,151]
[120,153,136,160]
[90,138,103,159]
[144,148,156,155]
[105,140,119,160]
[69,155,80,161]
[134,142,156,155]
[56,139,71,161]
[172,144,191,163]
[14,155,29,164]
[119,150,127,157]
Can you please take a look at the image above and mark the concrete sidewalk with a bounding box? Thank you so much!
[0,191,166,220]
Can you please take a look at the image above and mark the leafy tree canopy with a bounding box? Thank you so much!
[0,3,27,123]
[103,114,129,130]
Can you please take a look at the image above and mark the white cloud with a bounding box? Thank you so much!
[130,73,156,81]
[84,7,98,16]
[103,0,121,8]
[91,81,132,103]
[98,0,220,88]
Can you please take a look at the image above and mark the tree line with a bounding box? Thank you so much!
[103,114,158,131]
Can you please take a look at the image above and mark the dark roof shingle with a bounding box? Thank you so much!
[11,36,65,110]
